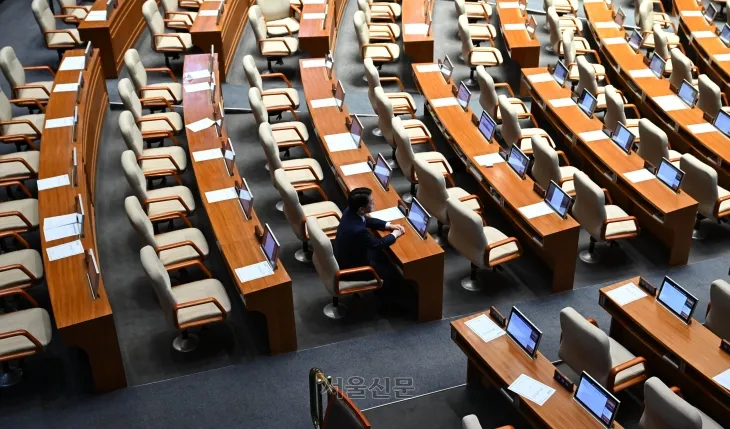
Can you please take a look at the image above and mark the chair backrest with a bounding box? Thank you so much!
[357,0,373,23]
[639,0,654,32]
[572,171,607,239]
[637,118,670,167]
[354,11,370,53]
[119,110,145,157]
[653,24,671,60]
[576,55,599,96]
[248,87,269,125]
[364,58,381,114]
[393,117,417,178]
[604,85,627,132]
[669,48,692,89]
[558,307,613,386]
[32,0,57,36]
[160,0,180,13]
[249,5,268,43]
[414,158,450,224]
[697,74,722,119]
[458,15,473,62]
[142,0,166,48]
[258,0,289,20]
[680,153,720,217]
[124,49,148,90]
[531,136,561,189]
[706,279,730,340]
[0,46,26,89]
[273,168,307,240]
[639,377,703,429]
[307,216,339,296]
[562,27,577,66]
[455,0,467,16]
[374,87,395,145]
[547,7,561,51]
[140,245,177,326]
[446,197,487,265]
[462,415,482,429]
[242,54,263,92]
[118,78,143,119]
[125,196,156,248]
[476,66,498,116]
[498,94,521,147]
[259,122,283,179]
[0,89,12,124]
[121,150,149,202]
[634,0,643,25]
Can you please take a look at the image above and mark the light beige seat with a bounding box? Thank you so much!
[119,110,186,183]
[0,89,45,149]
[531,136,579,195]
[639,0,679,50]
[458,15,502,86]
[635,0,672,31]
[637,118,680,167]
[455,0,492,21]
[374,87,432,167]
[476,66,527,122]
[0,47,54,110]
[124,49,182,107]
[697,74,730,121]
[142,0,193,68]
[605,85,641,138]
[178,0,201,10]
[118,78,183,140]
[0,149,40,189]
[558,307,647,392]
[544,0,579,17]
[364,58,416,120]
[357,0,400,41]
[446,197,521,291]
[0,197,39,236]
[705,280,730,340]
[546,7,584,54]
[250,5,299,72]
[679,153,730,239]
[0,232,43,292]
[355,11,400,67]
[499,94,554,154]
[363,0,402,21]
[32,0,83,59]
[56,0,90,24]
[243,55,299,120]
[572,171,639,263]
[140,245,230,352]
[122,150,195,224]
[576,56,627,112]
[249,87,310,157]
[653,24,674,75]
[160,0,196,31]
[258,0,300,36]
[563,28,603,83]
[669,48,698,89]
[639,377,723,429]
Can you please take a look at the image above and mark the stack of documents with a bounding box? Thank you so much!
[205,187,238,203]
[44,213,83,243]
[324,133,358,152]
[192,148,223,162]
[199,9,219,16]
[47,240,84,262]
[340,162,371,176]
[303,12,326,20]
[404,23,430,35]
[508,374,556,406]
[713,368,730,391]
[236,261,274,282]
[184,69,212,80]
[624,168,655,184]
[310,98,338,109]
[465,314,505,343]
[46,117,74,129]
[186,117,216,132]
[605,282,647,306]
[85,10,107,21]
[651,95,688,111]
[302,59,326,68]
[687,123,717,135]
[53,83,79,93]
[431,97,459,108]
[579,130,609,142]
[369,207,405,222]
[528,73,554,83]
[59,56,85,71]
[504,23,526,31]
[184,82,212,93]
[475,153,505,167]
[549,98,576,108]
[416,64,441,73]
[518,201,554,219]
[629,69,656,79]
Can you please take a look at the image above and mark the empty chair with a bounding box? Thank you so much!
[446,197,521,291]
[307,217,382,319]
[457,11,497,44]
[250,5,299,72]
[125,196,210,276]
[124,49,182,107]
[697,74,729,121]
[563,28,603,83]
[637,118,680,167]
[274,168,341,262]
[361,0,402,21]
[118,78,183,140]
[0,232,43,292]
[499,94,555,154]
[374,87,432,167]
[257,0,299,36]
[639,377,723,429]
[558,307,646,392]
[635,0,672,31]
[531,136,579,195]
[576,56,625,111]
[653,24,674,75]
[357,0,400,41]
[455,0,492,21]
[119,110,186,183]
[544,0,579,16]
[160,0,196,31]
[365,58,416,123]
[572,171,639,263]
[31,0,84,59]
[0,46,54,109]
[458,15,502,86]
[605,85,641,137]
[669,48,698,89]
[706,279,730,340]
[140,245,230,352]
[679,153,730,239]
[546,7,583,53]
[355,11,400,68]
[0,90,44,149]
[142,0,193,68]
[476,66,527,122]
[249,87,310,157]
[56,0,90,24]
[243,55,300,120]
[639,0,679,50]
[0,289,51,387]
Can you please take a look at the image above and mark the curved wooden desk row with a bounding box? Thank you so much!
[496,0,540,69]
[39,49,126,392]
[521,67,698,266]
[584,0,730,189]
[182,54,296,354]
[600,277,730,422]
[403,0,435,62]
[190,0,250,81]
[412,64,580,292]
[299,0,347,57]
[299,59,445,322]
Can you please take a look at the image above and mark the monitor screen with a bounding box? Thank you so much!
[457,82,471,111]
[649,53,666,78]
[614,7,625,26]
[553,60,569,87]
[611,122,635,154]
[373,153,392,191]
[350,114,363,147]
[657,276,698,324]
[407,198,431,239]
[223,138,235,176]
[325,51,334,79]
[628,30,642,51]
[678,80,698,108]
[574,372,621,429]
[261,223,280,267]
[440,56,454,82]
[76,193,85,238]
[721,23,730,46]
[505,307,542,359]
[705,3,717,22]
[714,109,730,138]
[545,181,572,218]
[236,178,254,220]
[527,15,536,35]
[578,89,598,118]
[334,80,346,111]
[656,158,684,193]
[507,145,530,179]
[478,111,497,142]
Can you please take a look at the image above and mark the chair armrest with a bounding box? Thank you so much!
[163,18,191,30]
[8,98,45,112]
[146,67,177,82]
[0,210,33,231]
[369,23,396,42]
[266,23,293,37]
[156,240,205,259]
[458,194,484,214]
[670,386,682,396]
[259,38,293,55]
[555,150,571,166]
[494,82,515,97]
[23,65,55,77]
[484,237,521,267]
[271,124,306,143]
[144,195,192,214]
[0,135,38,150]
[601,188,613,205]
[263,89,297,107]
[139,94,175,110]
[425,159,455,186]
[0,119,42,139]
[148,211,192,227]
[380,76,406,92]
[165,10,196,20]
[0,263,38,282]
[624,103,641,119]
[334,266,383,295]
[387,93,416,118]
[0,287,37,305]
[153,33,187,51]
[715,194,730,218]
[583,49,603,65]
[291,181,327,201]
[0,231,29,249]
[0,157,36,175]
[136,115,177,132]
[601,216,639,240]
[137,153,182,172]
[0,329,43,357]
[141,86,178,104]
[44,29,81,44]
[260,72,293,88]
[607,356,646,392]
[361,43,395,61]
[173,297,226,330]
[302,211,341,238]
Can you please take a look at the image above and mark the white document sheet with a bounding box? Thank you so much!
[59,56,85,71]
[475,153,505,167]
[302,59,326,68]
[712,368,730,391]
[47,239,84,262]
[205,187,238,203]
[652,95,689,111]
[714,54,730,62]
[37,174,70,191]
[681,10,704,17]
[236,261,274,282]
[465,314,506,343]
[579,130,610,142]
[341,162,372,176]
[603,37,627,45]
[629,69,656,79]
[199,10,219,16]
[184,82,212,93]
[53,83,79,93]
[192,148,223,162]
[369,207,405,222]
[186,117,215,132]
[500,2,520,8]
[549,98,576,108]
[504,23,526,31]
[606,282,648,306]
[303,12,326,19]
[624,168,656,183]
[508,374,556,406]
[45,117,74,129]
[416,64,441,73]
[692,31,716,39]
[44,213,81,230]
[432,97,459,108]
[688,123,717,134]
[518,201,554,219]
[184,69,212,80]
[310,98,338,109]
[596,21,620,29]
[324,133,358,152]
[405,23,429,35]
[85,10,106,21]
[44,223,81,242]
[528,73,554,83]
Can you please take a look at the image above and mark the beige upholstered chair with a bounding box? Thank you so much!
[476,66,527,122]
[249,87,310,157]
[563,28,602,83]
[307,217,382,319]
[142,0,193,68]
[653,25,674,75]
[178,0,201,10]
[0,47,55,110]
[546,7,583,53]
[605,85,640,138]
[31,0,84,59]
[374,87,431,167]
[639,377,722,429]
[160,0,196,31]
[679,153,730,239]
[576,57,627,112]
[243,55,299,120]
[558,307,646,392]
[544,0,579,17]
[122,150,195,224]
[635,0,672,31]
[124,49,182,107]
[257,0,299,36]
[669,48,698,89]
[446,197,521,291]
[0,232,43,292]
[357,0,400,41]
[56,0,90,24]
[413,158,481,245]
[118,78,183,140]
[140,245,230,352]
[0,195,39,236]
[274,168,341,262]
[0,145,40,194]
[364,58,416,128]
[531,136,579,195]
[361,0,402,21]
[572,171,639,263]
[250,5,299,72]
[706,279,730,340]
[639,0,678,50]
[697,74,730,121]
[499,94,554,154]
[0,89,45,150]
[456,11,497,44]
[455,0,492,21]
[355,11,400,68]
[637,118,680,167]
[458,15,502,86]
[0,288,51,387]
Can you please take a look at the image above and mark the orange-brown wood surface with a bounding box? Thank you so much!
[497,0,540,69]
[299,0,339,57]
[183,54,297,354]
[190,0,250,81]
[403,0,434,62]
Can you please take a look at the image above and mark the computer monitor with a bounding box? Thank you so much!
[720,23,730,46]
[221,138,235,176]
[478,111,497,142]
[507,145,530,179]
[628,29,643,51]
[678,80,698,108]
[526,15,537,37]
[578,89,598,118]
[235,178,254,220]
[611,122,635,155]
[325,51,334,80]
[426,9,433,36]
[574,372,621,429]
[261,223,280,269]
[553,60,569,88]
[75,72,84,104]
[215,0,224,24]
[71,147,78,187]
[656,276,698,324]
[649,53,666,78]
[614,7,625,27]
[333,79,345,112]
[439,55,454,83]
[85,248,100,299]
[350,114,363,147]
[545,181,572,218]
[505,307,542,359]
[456,82,471,112]
[714,109,730,138]
[704,3,718,23]
[373,153,393,191]
[407,198,431,239]
[83,41,93,71]
[656,158,684,193]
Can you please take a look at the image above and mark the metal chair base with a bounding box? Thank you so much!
[431,233,445,247]
[692,228,707,240]
[463,78,478,88]
[372,127,383,137]
[579,249,601,264]
[545,44,554,52]
[172,332,199,353]
[295,249,311,263]
[461,276,483,292]
[275,201,284,212]
[323,302,348,319]
[0,366,22,388]
[401,192,413,204]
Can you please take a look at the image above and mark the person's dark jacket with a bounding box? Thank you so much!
[334,207,395,270]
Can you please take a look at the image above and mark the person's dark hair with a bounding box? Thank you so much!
[348,187,372,212]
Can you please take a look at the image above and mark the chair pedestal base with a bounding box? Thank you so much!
[0,365,22,388]
[463,78,478,88]
[386,158,398,170]
[461,277,483,292]
[275,201,284,212]
[323,302,348,319]
[264,163,270,171]
[401,192,413,204]
[432,233,445,247]
[692,228,707,240]
[372,127,383,137]
[294,249,311,263]
[172,332,199,353]
[545,45,554,52]
[579,249,601,264]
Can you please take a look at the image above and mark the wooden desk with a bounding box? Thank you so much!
[190,0,250,82]
[599,277,730,422]
[298,0,343,57]
[451,312,625,429]
[299,59,445,322]
[521,67,698,266]
[40,49,127,392]
[182,54,297,354]
[583,0,730,188]
[77,0,146,78]
[402,0,434,63]
[497,0,540,69]
[413,64,581,292]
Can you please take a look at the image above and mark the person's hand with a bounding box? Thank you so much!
[389,224,406,234]
[392,228,404,238]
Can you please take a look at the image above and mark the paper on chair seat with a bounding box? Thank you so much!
[528,73,554,83]
[47,239,84,262]
[692,31,716,39]
[508,374,556,406]
[606,282,647,306]
[687,123,717,134]
[325,133,357,152]
[629,69,656,78]
[369,207,405,222]
[341,162,371,176]
[235,261,274,283]
[85,10,106,21]
[681,10,704,17]
[416,64,441,73]
[596,21,620,29]
[465,314,505,343]
[624,168,656,183]
[45,117,74,129]
[500,2,520,8]
[405,23,430,35]
[579,130,609,142]
[37,174,70,191]
[603,37,627,45]
[53,83,79,93]
[311,97,338,109]
[184,82,212,93]
[59,56,85,71]
[431,97,459,108]
[474,152,505,166]
[303,12,326,19]
[206,187,238,203]
[519,201,554,219]
[504,23,526,31]
[184,69,212,80]
[652,95,689,111]
[714,54,730,62]
[192,148,223,162]
[186,117,215,132]
[302,59,326,68]
[45,223,81,242]
[549,98,576,108]
[199,9,219,16]
[713,368,730,391]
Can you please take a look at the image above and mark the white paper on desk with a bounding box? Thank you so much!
[596,21,620,29]
[416,64,441,73]
[606,282,647,306]
[528,73,554,83]
[688,122,718,134]
[508,374,556,406]
[46,239,84,262]
[85,10,107,21]
[44,213,81,230]
[500,1,520,8]
[504,23,526,31]
[186,117,215,132]
[712,368,730,391]
[199,9,219,16]
[184,69,212,80]
[53,83,79,93]
[652,95,689,111]
[681,10,704,17]
[192,148,223,162]
[629,69,656,79]
[549,98,576,108]
[59,56,85,71]
[205,187,238,203]
[603,37,627,45]
[369,207,405,222]
[184,82,212,93]
[714,53,730,62]
[692,30,716,39]
[45,117,74,129]
[324,133,358,152]
[37,174,70,191]
[431,97,459,108]
[303,12,326,19]
[579,130,610,142]
[302,59,326,68]
[465,314,506,343]
[405,23,430,35]
[475,152,505,167]
[519,201,554,219]
[624,168,656,183]
[236,261,274,282]
[341,162,371,176]
[44,223,81,242]
[310,97,338,109]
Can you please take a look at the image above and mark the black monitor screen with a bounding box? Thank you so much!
[628,30,642,50]
[721,23,730,45]
[350,114,363,147]
[614,7,625,26]
[553,61,569,87]
[457,82,471,111]
[611,122,635,154]
[440,56,453,82]
[407,198,431,239]
[574,372,621,429]
[649,54,666,78]
[505,307,542,359]
[705,3,718,22]
[656,158,684,193]
[374,153,392,190]
[507,145,530,179]
[714,109,730,138]
[236,178,254,219]
[657,276,698,324]
[478,111,496,142]
[578,89,597,118]
[261,223,280,267]
[678,80,698,107]
[334,80,346,110]
[545,181,572,218]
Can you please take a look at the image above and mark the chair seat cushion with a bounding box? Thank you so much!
[140,146,187,174]
[146,185,196,217]
[281,158,324,184]
[519,129,554,151]
[166,11,196,29]
[0,198,39,232]
[339,278,380,292]
[559,37,591,56]
[625,119,640,137]
[643,32,679,48]
[48,29,81,47]
[155,227,210,266]
[717,187,730,217]
[465,2,491,18]
[496,99,528,120]
[364,43,400,62]
[608,337,646,385]
[139,112,183,133]
[667,149,681,161]
[403,119,432,139]
[303,201,342,232]
[155,32,193,50]
[68,7,89,20]
[267,17,300,36]
[0,308,52,357]
[469,24,497,40]
[371,3,401,18]
[388,92,416,114]
[1,114,44,138]
[569,63,605,81]
[554,0,579,13]
[559,166,579,194]
[0,249,43,290]
[142,82,184,104]
[172,278,232,325]
[272,121,309,144]
[0,150,40,179]
[414,152,453,176]
[17,81,53,101]
[558,16,583,32]
[469,48,502,66]
[261,37,298,56]
[483,226,519,265]
[262,88,300,109]
[370,23,401,40]
[605,205,638,238]
[447,187,481,211]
